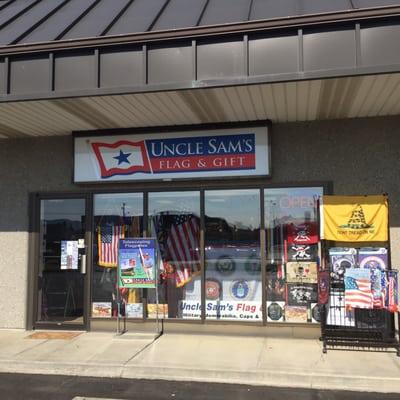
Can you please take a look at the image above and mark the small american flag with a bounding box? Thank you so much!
[166,214,201,287]
[98,224,125,267]
[386,270,399,313]
[344,268,373,309]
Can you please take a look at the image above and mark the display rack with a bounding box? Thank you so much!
[320,270,400,356]
[319,195,400,355]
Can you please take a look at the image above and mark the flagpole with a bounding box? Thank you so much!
[117,240,121,335]
[316,195,325,270]
[155,247,160,336]
[269,200,275,264]
[121,203,126,335]
[385,194,399,349]
[385,194,392,270]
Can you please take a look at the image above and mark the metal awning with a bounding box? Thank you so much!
[0,0,399,48]
[0,1,400,138]
[0,72,399,138]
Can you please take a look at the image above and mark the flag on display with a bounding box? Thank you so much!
[386,270,399,313]
[287,222,318,244]
[165,214,201,287]
[320,195,388,242]
[344,268,373,309]
[98,224,125,267]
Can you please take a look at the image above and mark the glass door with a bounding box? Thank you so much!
[36,197,88,329]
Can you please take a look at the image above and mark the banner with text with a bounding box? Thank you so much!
[321,195,388,242]
[178,300,262,321]
[74,127,269,182]
[118,238,157,288]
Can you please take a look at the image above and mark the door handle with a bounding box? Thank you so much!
[81,254,87,274]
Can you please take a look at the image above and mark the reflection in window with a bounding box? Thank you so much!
[265,187,323,324]
[205,189,261,322]
[148,191,201,319]
[92,193,143,318]
[39,199,85,321]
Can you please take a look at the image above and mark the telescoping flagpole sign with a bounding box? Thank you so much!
[117,238,160,335]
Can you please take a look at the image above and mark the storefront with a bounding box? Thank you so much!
[28,123,326,332]
[0,1,400,336]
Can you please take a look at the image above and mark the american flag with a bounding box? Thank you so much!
[165,214,201,287]
[370,269,385,308]
[344,268,373,309]
[98,224,125,267]
[386,270,399,313]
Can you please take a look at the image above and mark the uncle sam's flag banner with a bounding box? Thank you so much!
[74,127,269,182]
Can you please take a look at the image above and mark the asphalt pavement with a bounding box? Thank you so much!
[0,330,400,393]
[1,373,400,400]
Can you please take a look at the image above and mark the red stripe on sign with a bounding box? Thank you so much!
[150,154,255,172]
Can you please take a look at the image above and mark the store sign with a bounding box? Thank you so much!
[74,127,269,182]
[179,300,262,320]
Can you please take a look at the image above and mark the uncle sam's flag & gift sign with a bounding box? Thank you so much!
[74,127,269,182]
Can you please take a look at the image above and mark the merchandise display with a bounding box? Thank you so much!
[92,194,144,318]
[287,243,318,261]
[329,247,357,287]
[326,247,398,325]
[267,301,285,322]
[285,306,308,323]
[344,267,373,309]
[326,292,355,327]
[310,303,322,323]
[265,187,322,323]
[286,261,318,283]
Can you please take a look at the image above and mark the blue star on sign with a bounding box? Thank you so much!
[113,150,131,165]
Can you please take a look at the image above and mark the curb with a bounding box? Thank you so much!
[0,359,399,394]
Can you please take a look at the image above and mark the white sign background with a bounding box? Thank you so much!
[74,126,269,182]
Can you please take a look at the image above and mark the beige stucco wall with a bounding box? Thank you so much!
[0,115,399,329]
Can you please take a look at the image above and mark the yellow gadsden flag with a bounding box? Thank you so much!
[321,195,388,242]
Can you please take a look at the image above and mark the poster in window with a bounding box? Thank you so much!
[266,263,286,301]
[60,240,79,270]
[125,303,143,318]
[92,302,112,318]
[285,306,308,323]
[287,222,318,245]
[310,303,322,323]
[118,238,157,288]
[287,283,318,306]
[287,243,318,262]
[286,262,318,284]
[205,278,222,300]
[147,304,168,319]
[267,301,285,322]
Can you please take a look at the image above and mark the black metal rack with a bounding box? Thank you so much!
[320,269,400,356]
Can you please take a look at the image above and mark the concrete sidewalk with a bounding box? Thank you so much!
[0,329,399,393]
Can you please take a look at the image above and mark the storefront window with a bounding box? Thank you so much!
[148,191,201,319]
[265,187,323,324]
[205,189,261,322]
[38,199,86,323]
[92,193,143,318]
